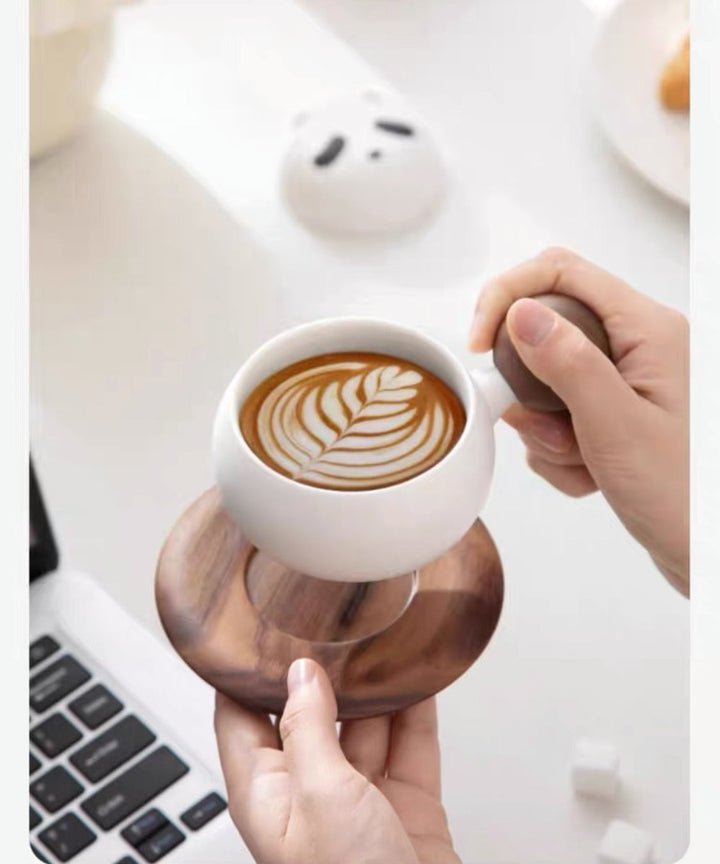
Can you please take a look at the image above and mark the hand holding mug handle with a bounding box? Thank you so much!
[478,294,612,420]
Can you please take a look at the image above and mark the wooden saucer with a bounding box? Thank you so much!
[155,488,504,720]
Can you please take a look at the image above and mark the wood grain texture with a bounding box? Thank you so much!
[155,488,504,720]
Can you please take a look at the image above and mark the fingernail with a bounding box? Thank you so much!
[467,308,486,350]
[287,658,315,694]
[510,299,555,346]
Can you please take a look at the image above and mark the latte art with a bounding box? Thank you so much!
[240,352,465,491]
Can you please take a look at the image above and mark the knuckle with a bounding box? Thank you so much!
[278,705,309,743]
[526,450,593,498]
[525,451,544,473]
[538,246,578,267]
[664,307,689,342]
[478,274,508,306]
[566,480,593,499]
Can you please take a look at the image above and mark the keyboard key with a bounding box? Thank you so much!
[30,844,49,862]
[115,858,139,864]
[30,656,91,714]
[30,635,60,669]
[180,792,227,831]
[30,751,42,775]
[81,746,189,831]
[69,684,123,730]
[31,713,82,758]
[70,715,156,783]
[38,812,96,862]
[121,808,168,847]
[137,823,185,862]
[30,805,42,830]
[30,766,84,813]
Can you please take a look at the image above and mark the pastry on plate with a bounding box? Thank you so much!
[659,32,689,112]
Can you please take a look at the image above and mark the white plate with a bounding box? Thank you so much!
[590,0,689,206]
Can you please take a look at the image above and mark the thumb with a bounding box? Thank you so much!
[279,659,348,790]
[506,298,637,440]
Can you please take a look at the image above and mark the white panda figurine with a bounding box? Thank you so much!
[281,91,446,235]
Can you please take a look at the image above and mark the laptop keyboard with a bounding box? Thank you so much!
[29,635,227,863]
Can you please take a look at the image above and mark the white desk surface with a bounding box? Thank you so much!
[30,1,689,862]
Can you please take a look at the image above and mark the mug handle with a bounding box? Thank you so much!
[471,294,611,423]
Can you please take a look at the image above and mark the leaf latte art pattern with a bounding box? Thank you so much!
[240,352,466,490]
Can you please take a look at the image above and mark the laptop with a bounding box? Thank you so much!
[29,461,251,864]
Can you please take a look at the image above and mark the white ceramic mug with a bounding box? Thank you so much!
[212,317,518,582]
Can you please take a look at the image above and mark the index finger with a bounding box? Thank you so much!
[468,248,654,354]
[214,692,284,811]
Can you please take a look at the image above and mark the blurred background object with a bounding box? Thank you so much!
[281,90,446,236]
[30,0,134,158]
[659,31,690,112]
[590,0,689,206]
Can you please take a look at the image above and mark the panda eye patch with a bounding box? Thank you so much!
[375,120,415,136]
[314,136,346,167]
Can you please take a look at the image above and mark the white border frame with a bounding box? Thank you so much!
[3,1,718,861]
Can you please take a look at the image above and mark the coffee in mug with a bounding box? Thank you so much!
[239,352,465,491]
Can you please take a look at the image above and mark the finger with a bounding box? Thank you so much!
[386,698,441,798]
[518,432,584,467]
[502,404,578,455]
[526,453,598,497]
[214,692,283,813]
[468,247,653,353]
[340,715,392,782]
[505,298,640,449]
[279,659,348,793]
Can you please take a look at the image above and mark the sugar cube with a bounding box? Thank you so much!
[572,737,620,798]
[598,820,655,864]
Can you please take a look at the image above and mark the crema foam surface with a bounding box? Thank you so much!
[240,352,465,490]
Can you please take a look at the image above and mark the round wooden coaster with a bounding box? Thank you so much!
[155,488,504,720]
